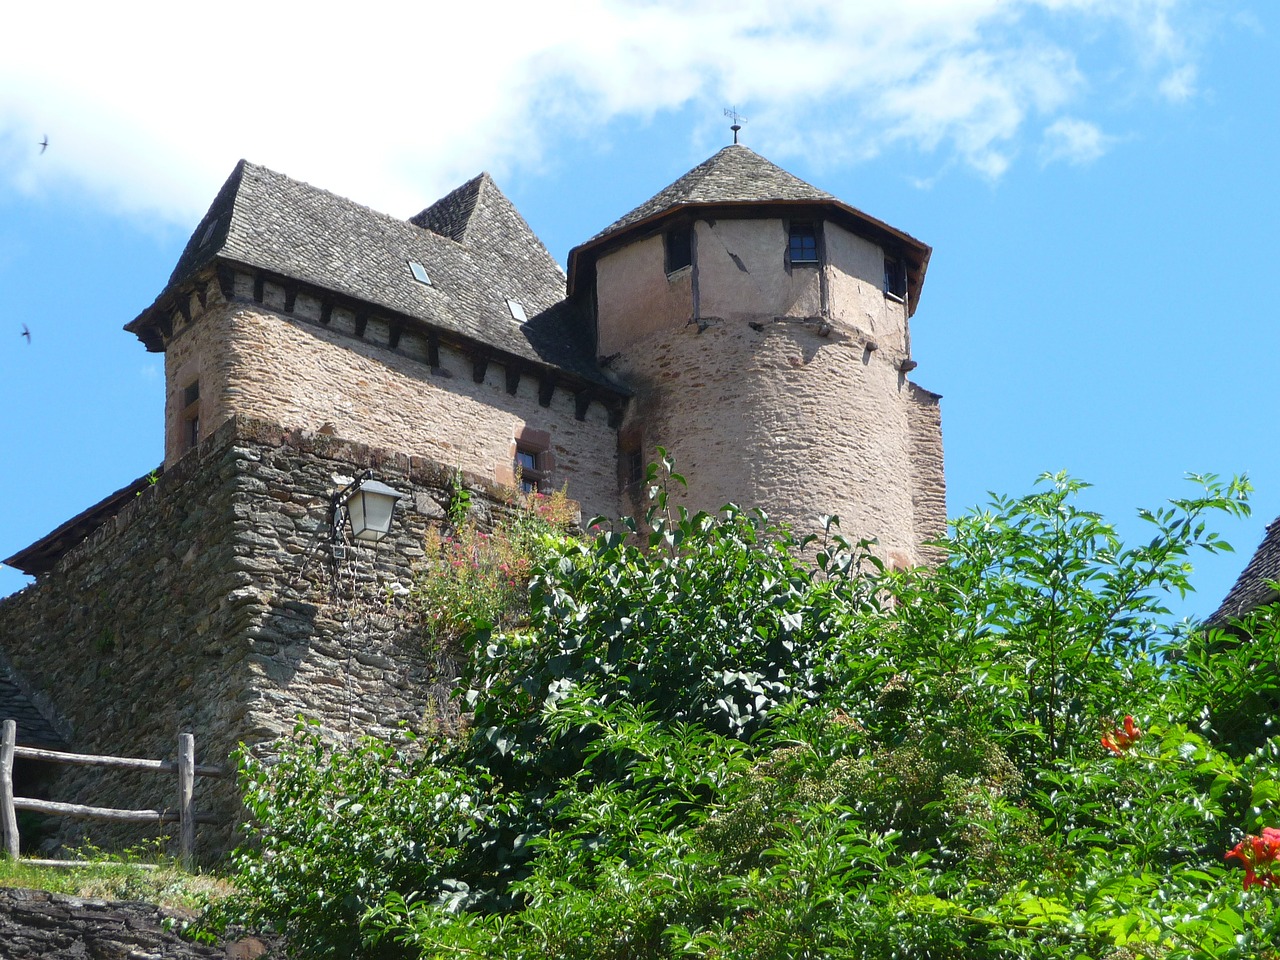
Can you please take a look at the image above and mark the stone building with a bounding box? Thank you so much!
[0,144,944,856]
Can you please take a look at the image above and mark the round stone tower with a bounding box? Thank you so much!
[567,145,945,567]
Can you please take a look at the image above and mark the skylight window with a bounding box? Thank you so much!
[408,260,432,285]
[506,299,527,323]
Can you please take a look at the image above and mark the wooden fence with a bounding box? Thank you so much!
[0,719,224,866]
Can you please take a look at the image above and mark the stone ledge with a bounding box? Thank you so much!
[0,886,274,959]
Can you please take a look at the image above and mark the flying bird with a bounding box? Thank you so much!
[38,136,48,154]
[21,324,31,344]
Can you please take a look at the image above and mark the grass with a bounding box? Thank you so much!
[0,853,233,910]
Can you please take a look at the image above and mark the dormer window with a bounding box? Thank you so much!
[884,257,906,300]
[665,225,692,274]
[788,222,819,265]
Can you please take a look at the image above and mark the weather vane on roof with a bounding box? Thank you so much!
[724,107,747,144]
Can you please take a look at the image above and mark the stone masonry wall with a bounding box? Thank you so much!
[163,292,619,518]
[615,317,942,567]
[907,382,948,561]
[0,416,551,860]
[0,887,272,959]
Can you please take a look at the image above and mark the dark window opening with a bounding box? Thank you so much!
[666,225,692,274]
[618,427,645,490]
[789,222,819,264]
[884,257,906,298]
[180,378,201,454]
[625,449,643,486]
[515,446,548,493]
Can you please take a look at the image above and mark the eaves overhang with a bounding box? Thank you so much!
[124,256,631,404]
[3,467,163,578]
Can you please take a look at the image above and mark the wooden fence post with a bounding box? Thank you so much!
[178,733,195,868]
[2,719,18,859]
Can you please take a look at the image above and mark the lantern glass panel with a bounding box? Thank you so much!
[346,479,403,542]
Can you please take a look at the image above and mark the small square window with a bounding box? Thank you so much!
[515,446,546,493]
[789,223,819,264]
[506,299,528,323]
[505,427,554,493]
[665,225,692,274]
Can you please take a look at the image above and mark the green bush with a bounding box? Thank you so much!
[205,722,496,959]
[215,465,1280,959]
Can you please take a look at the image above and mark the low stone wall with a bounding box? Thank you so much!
[0,887,271,959]
[0,416,555,860]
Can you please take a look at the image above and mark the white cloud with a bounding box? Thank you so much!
[0,0,1210,226]
[1159,64,1199,102]
[1040,117,1115,165]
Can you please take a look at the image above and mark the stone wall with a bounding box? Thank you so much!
[694,218,823,322]
[163,288,620,519]
[907,382,948,562]
[613,316,943,567]
[0,887,272,959]
[0,416,549,860]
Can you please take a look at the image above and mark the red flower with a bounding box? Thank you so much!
[1226,827,1280,889]
[1101,715,1142,755]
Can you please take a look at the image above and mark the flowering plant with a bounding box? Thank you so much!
[412,482,574,645]
[1226,827,1280,889]
[1101,714,1143,755]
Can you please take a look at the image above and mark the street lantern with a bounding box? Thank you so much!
[336,475,406,543]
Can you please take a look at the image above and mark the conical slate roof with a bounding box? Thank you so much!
[567,144,931,312]
[131,163,614,389]
[592,144,836,240]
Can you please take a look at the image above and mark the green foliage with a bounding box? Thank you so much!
[204,722,495,959]
[465,452,879,770]
[216,464,1280,959]
[869,471,1250,765]
[412,484,575,645]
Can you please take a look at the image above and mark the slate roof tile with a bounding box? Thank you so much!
[1209,517,1280,625]
[0,664,65,748]
[148,162,613,389]
[593,144,836,240]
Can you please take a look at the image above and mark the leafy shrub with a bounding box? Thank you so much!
[217,466,1280,960]
[205,722,494,960]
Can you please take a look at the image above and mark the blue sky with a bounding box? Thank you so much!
[0,1,1275,620]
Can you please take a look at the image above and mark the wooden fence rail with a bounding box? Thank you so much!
[0,719,225,867]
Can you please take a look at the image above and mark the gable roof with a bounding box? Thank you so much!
[1208,517,1280,626]
[567,144,931,313]
[4,468,162,578]
[129,163,619,391]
